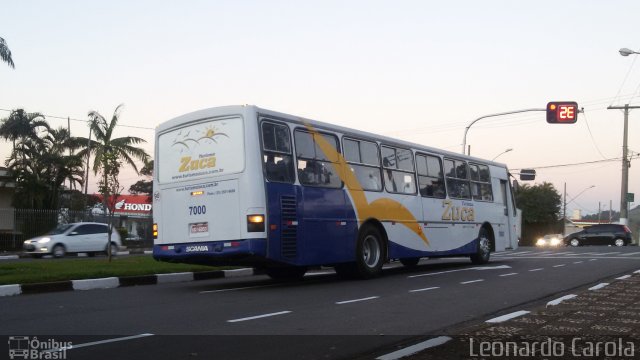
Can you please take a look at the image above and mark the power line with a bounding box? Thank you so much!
[0,108,155,130]
[512,154,640,171]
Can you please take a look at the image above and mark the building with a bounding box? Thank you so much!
[0,167,16,233]
[93,194,152,241]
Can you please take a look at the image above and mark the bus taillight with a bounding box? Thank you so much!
[247,215,265,232]
[153,223,158,239]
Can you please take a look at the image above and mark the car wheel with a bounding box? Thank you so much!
[614,238,626,247]
[570,238,580,247]
[52,244,66,258]
[470,227,491,265]
[355,225,385,279]
[400,258,420,267]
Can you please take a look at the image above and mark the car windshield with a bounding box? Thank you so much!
[46,224,74,235]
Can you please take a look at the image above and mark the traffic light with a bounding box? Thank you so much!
[546,102,578,124]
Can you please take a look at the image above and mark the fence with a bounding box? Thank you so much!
[0,208,153,251]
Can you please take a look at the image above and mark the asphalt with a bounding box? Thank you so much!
[385,269,640,359]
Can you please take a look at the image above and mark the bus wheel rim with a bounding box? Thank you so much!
[363,235,380,267]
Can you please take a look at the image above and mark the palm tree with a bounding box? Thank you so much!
[77,104,149,176]
[0,37,15,69]
[0,109,49,151]
[77,104,149,261]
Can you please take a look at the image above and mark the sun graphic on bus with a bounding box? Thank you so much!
[171,125,229,151]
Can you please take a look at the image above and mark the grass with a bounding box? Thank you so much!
[0,256,234,285]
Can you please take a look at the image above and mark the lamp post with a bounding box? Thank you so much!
[609,47,640,225]
[461,109,545,155]
[619,48,640,56]
[563,184,595,235]
[492,148,513,161]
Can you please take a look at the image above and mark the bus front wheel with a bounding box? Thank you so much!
[470,227,491,265]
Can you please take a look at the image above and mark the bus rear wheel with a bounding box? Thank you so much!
[355,225,385,279]
[470,227,491,265]
[264,266,307,281]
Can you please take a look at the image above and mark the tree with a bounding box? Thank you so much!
[129,159,153,198]
[77,104,149,262]
[515,182,563,245]
[0,37,14,69]
[98,152,123,262]
[0,109,49,150]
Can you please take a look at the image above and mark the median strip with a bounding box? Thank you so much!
[546,294,577,307]
[486,310,530,323]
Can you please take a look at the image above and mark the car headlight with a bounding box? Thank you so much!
[536,238,547,246]
[550,238,561,246]
[37,238,51,244]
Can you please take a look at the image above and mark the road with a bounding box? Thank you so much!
[2,246,640,360]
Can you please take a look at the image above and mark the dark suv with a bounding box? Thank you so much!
[564,224,633,247]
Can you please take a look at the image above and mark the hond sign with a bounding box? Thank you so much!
[96,195,152,215]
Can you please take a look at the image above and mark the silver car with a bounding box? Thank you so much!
[23,222,121,258]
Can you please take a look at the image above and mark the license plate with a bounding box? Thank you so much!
[189,222,209,237]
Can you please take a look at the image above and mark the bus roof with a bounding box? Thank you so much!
[156,104,510,169]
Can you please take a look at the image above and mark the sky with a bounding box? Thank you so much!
[1,0,640,218]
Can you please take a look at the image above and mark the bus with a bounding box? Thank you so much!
[153,105,520,279]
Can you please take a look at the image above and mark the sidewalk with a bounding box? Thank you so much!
[400,271,640,359]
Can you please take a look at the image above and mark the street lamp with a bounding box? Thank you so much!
[492,148,513,161]
[608,47,640,225]
[619,48,640,56]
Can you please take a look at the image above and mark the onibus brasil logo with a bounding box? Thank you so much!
[8,336,72,359]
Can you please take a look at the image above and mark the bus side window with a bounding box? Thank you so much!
[470,163,493,201]
[416,153,446,198]
[261,121,295,183]
[294,130,342,188]
[343,138,382,191]
[444,159,471,199]
[381,146,416,195]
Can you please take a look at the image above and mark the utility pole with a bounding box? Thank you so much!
[563,183,567,236]
[607,104,640,225]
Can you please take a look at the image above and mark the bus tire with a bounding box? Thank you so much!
[400,258,420,267]
[265,266,307,281]
[355,224,385,279]
[470,227,491,265]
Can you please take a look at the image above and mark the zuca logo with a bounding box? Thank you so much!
[115,199,152,211]
[179,156,216,172]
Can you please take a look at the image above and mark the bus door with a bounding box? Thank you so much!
[500,179,518,249]
[294,130,351,265]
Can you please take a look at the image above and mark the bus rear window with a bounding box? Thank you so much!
[157,116,244,183]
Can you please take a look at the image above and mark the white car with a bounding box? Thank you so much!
[23,222,121,258]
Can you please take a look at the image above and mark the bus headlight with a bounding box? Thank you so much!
[153,223,158,239]
[247,214,265,232]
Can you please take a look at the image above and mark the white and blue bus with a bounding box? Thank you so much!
[153,105,520,279]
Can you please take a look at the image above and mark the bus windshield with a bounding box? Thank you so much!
[157,116,244,183]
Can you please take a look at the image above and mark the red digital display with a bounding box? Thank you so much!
[546,102,578,124]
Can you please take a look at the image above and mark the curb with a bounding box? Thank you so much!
[0,268,258,297]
